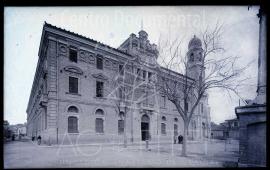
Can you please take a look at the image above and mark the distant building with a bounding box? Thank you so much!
[210,122,227,140]
[224,118,239,139]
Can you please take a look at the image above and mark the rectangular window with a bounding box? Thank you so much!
[161,96,166,108]
[69,49,77,63]
[119,64,124,75]
[201,103,203,114]
[148,72,152,82]
[68,116,78,133]
[118,120,124,134]
[96,81,104,97]
[137,68,141,76]
[161,123,166,135]
[96,57,103,70]
[95,118,104,133]
[142,70,146,80]
[69,77,78,94]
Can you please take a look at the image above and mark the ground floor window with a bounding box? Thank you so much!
[118,120,124,134]
[161,123,166,135]
[68,116,78,133]
[95,118,104,133]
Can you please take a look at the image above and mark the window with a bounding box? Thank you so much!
[119,87,124,99]
[96,109,104,116]
[69,49,77,63]
[119,64,124,75]
[201,104,203,114]
[142,70,146,80]
[161,96,166,108]
[190,53,194,62]
[161,123,166,134]
[68,106,79,113]
[148,72,152,82]
[69,77,78,94]
[95,118,104,133]
[162,116,166,121]
[234,122,238,127]
[174,124,178,136]
[68,116,78,133]
[137,68,141,76]
[96,81,104,97]
[174,118,178,122]
[96,57,103,70]
[44,108,47,129]
[118,120,124,134]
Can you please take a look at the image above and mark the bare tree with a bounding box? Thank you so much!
[156,22,251,156]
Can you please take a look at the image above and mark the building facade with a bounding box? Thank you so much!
[26,22,211,145]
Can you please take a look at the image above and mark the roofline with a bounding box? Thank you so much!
[160,66,195,81]
[43,22,132,57]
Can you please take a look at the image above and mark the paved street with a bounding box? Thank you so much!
[4,139,239,168]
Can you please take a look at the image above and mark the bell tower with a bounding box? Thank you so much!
[186,35,205,82]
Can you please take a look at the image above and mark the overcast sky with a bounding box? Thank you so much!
[4,6,260,125]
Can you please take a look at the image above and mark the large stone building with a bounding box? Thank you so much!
[235,6,266,167]
[26,22,211,145]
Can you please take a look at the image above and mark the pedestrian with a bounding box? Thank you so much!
[37,135,41,145]
[178,135,183,144]
[12,134,15,141]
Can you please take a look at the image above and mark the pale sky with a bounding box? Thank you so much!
[4,6,260,125]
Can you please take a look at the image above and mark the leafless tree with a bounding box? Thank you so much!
[156,22,251,156]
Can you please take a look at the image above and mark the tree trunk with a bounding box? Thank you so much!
[181,122,188,156]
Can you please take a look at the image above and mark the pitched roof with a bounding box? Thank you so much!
[44,22,132,57]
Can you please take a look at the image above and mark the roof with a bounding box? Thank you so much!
[44,22,132,57]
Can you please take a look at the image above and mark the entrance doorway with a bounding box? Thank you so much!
[141,114,150,141]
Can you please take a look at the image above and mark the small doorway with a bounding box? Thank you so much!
[141,114,150,141]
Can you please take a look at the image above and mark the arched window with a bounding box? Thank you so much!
[95,109,104,116]
[68,106,79,113]
[162,116,166,121]
[174,118,178,122]
[68,116,78,133]
[118,112,125,134]
[95,109,104,133]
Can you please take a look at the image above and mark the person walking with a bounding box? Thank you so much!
[37,135,41,145]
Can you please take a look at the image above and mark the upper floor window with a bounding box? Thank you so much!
[190,53,194,62]
[148,72,152,81]
[69,77,78,94]
[161,96,166,108]
[201,103,203,114]
[96,57,103,70]
[142,70,146,80]
[137,68,141,76]
[69,49,77,63]
[96,81,104,97]
[68,116,78,133]
[119,64,124,75]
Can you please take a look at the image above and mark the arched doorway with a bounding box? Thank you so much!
[141,114,150,141]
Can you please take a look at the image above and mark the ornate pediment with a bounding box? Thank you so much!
[92,73,109,81]
[64,66,83,75]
